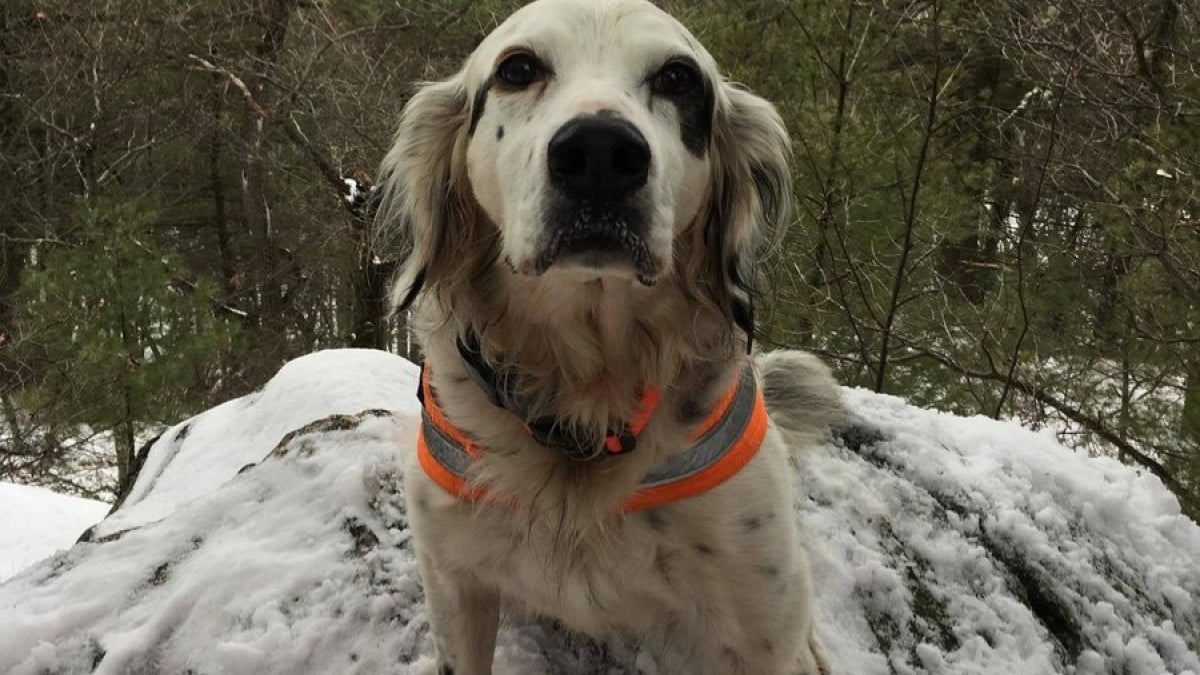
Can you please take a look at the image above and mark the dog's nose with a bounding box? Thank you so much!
[548,115,650,200]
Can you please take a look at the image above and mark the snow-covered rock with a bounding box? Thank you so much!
[1,348,1197,675]
[0,483,109,583]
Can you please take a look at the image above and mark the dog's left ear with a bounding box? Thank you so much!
[706,84,791,350]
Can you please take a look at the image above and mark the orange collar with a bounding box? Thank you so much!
[416,363,769,513]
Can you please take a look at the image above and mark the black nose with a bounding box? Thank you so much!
[548,114,650,200]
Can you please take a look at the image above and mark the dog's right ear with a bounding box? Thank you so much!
[374,73,470,312]
[704,84,791,351]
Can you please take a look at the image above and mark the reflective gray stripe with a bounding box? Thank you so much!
[421,365,758,489]
[422,413,475,478]
[639,366,757,488]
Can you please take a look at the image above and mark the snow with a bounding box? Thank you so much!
[0,483,109,582]
[342,177,362,203]
[1,348,1198,675]
[342,176,375,209]
[97,348,415,537]
[803,391,1200,675]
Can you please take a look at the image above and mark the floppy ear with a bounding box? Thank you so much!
[705,84,791,350]
[374,73,473,312]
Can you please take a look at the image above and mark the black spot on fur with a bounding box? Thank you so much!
[496,125,504,140]
[645,509,667,531]
[654,548,673,581]
[758,564,780,578]
[743,512,777,532]
[439,665,455,675]
[694,543,715,556]
[175,423,191,441]
[678,394,707,424]
[721,646,744,667]
[761,638,774,653]
[468,78,492,136]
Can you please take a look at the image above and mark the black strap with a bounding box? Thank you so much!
[455,332,511,410]
[448,329,634,459]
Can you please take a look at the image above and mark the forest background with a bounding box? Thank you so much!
[2,0,1198,520]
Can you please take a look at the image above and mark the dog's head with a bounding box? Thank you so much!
[378,0,789,340]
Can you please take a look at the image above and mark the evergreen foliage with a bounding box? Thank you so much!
[14,201,239,492]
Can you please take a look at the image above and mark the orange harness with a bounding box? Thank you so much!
[416,363,769,513]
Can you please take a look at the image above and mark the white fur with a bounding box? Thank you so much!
[377,1,841,673]
[461,0,710,278]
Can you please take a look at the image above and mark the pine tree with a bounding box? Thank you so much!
[15,201,239,495]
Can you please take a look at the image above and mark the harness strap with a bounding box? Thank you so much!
[455,332,658,457]
[416,364,767,512]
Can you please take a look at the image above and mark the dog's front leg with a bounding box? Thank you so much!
[419,552,500,675]
[713,562,831,675]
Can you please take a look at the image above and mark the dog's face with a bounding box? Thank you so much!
[463,0,715,284]
[380,0,790,336]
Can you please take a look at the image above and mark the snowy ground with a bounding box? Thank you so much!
[0,483,109,582]
[1,348,1197,675]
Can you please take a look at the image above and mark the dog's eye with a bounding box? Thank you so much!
[651,61,699,96]
[496,52,545,88]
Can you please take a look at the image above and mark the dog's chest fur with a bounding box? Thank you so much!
[404,429,800,640]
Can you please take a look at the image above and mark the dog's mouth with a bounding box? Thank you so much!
[534,206,659,285]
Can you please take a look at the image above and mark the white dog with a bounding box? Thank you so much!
[377,1,840,673]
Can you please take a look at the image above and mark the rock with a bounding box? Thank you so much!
[1,349,1197,675]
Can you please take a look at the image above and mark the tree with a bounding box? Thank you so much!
[14,201,239,496]
[1,0,1198,517]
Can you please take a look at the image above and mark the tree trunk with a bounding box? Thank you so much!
[0,2,31,396]
[114,246,137,492]
[349,242,395,351]
[876,0,943,394]
[239,0,299,361]
[1182,358,1200,452]
[209,74,236,298]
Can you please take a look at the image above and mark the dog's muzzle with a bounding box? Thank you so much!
[537,113,658,284]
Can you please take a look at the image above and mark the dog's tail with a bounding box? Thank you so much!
[756,350,844,444]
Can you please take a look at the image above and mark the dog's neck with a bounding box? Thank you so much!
[419,265,742,435]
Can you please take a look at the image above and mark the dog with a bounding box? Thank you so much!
[376,1,841,672]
